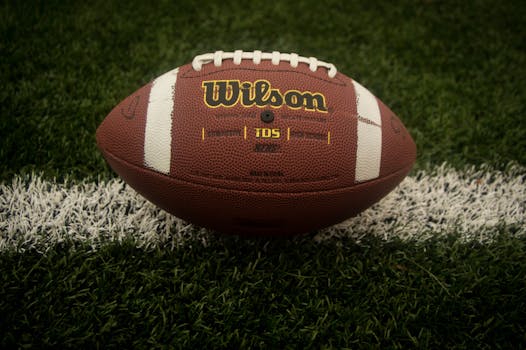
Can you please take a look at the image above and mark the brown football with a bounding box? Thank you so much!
[96,50,416,236]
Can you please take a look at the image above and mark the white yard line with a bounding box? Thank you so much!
[317,164,525,243]
[0,164,524,252]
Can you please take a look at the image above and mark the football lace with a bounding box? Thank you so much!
[192,50,337,78]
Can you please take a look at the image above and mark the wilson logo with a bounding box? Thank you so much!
[202,80,328,112]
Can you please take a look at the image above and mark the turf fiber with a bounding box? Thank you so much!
[1,235,525,349]
[1,0,525,348]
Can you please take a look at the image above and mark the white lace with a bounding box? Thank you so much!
[192,50,337,78]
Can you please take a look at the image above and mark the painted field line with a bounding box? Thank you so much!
[0,164,524,252]
[318,163,525,243]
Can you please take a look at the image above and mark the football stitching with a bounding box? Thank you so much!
[178,65,347,87]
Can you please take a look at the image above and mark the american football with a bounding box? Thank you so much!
[96,50,416,235]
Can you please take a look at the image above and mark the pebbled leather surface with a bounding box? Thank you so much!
[96,57,416,235]
[100,147,414,235]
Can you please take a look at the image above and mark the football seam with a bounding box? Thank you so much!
[101,147,414,196]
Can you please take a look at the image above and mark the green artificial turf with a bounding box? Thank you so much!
[1,234,525,349]
[1,0,526,348]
